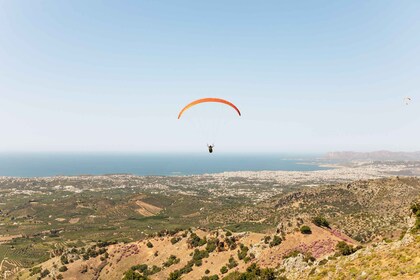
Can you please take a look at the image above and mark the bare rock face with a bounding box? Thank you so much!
[280,254,311,279]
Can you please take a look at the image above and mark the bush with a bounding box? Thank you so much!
[222,263,276,280]
[168,270,182,280]
[225,231,232,237]
[40,269,50,278]
[227,257,238,269]
[206,238,218,253]
[269,235,282,247]
[237,244,249,260]
[60,255,69,265]
[163,255,180,267]
[29,266,42,276]
[171,237,181,245]
[146,241,153,248]
[283,250,301,259]
[312,216,330,228]
[336,241,356,256]
[122,270,149,280]
[205,269,210,274]
[300,225,312,234]
[264,236,271,244]
[192,249,209,266]
[58,266,68,272]
[220,266,228,274]
[147,265,161,275]
[188,233,206,247]
[131,264,148,273]
[169,260,194,280]
[201,275,219,280]
[318,259,328,265]
[411,203,420,232]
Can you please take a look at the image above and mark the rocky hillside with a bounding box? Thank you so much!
[15,224,356,280]
[273,177,420,242]
[5,177,420,280]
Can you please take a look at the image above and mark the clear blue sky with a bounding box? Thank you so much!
[1,1,420,153]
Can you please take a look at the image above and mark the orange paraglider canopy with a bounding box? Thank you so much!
[178,98,241,119]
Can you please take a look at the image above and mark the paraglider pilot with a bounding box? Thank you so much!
[207,144,214,153]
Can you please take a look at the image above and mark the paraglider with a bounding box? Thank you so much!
[207,144,214,153]
[178,98,241,119]
[404,97,412,105]
[178,98,241,153]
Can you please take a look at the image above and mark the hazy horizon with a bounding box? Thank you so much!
[1,1,420,153]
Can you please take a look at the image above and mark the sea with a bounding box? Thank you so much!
[0,153,328,177]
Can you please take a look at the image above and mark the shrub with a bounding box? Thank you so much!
[264,236,271,244]
[300,225,312,234]
[188,233,206,247]
[206,238,218,253]
[123,269,149,280]
[220,266,228,274]
[171,237,181,245]
[147,265,161,275]
[312,216,330,228]
[283,250,301,259]
[29,266,42,276]
[411,203,420,232]
[269,235,282,247]
[131,264,148,273]
[58,266,68,272]
[318,259,328,265]
[237,244,249,260]
[60,255,69,265]
[201,275,219,280]
[222,263,276,280]
[227,257,238,269]
[163,255,180,267]
[146,241,153,248]
[205,269,210,274]
[336,241,356,256]
[192,249,209,266]
[40,269,50,278]
[225,231,232,237]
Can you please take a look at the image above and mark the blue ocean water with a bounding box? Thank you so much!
[0,153,328,177]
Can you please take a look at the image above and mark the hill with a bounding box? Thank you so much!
[1,172,420,279]
[325,150,420,161]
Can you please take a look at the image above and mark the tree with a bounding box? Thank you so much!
[40,269,50,278]
[336,241,356,256]
[122,269,149,280]
[300,225,312,234]
[269,235,282,247]
[188,233,206,247]
[227,257,238,269]
[312,216,330,228]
